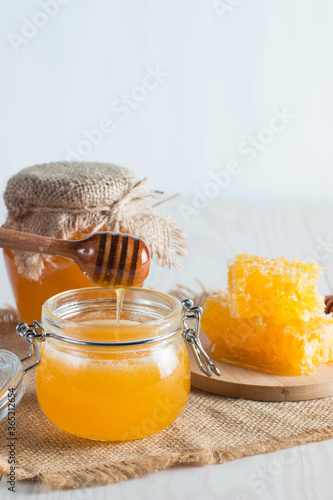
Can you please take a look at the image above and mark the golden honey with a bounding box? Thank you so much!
[4,248,93,325]
[36,288,191,441]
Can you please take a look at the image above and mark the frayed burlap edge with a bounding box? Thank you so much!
[1,424,333,490]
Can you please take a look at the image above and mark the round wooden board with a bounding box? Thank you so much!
[189,333,333,402]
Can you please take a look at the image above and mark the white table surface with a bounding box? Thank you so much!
[1,201,333,499]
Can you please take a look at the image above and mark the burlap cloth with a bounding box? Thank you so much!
[1,310,333,491]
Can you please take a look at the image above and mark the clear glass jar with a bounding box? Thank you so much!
[38,287,191,441]
[0,287,220,441]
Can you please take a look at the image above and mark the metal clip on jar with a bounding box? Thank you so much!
[0,288,220,441]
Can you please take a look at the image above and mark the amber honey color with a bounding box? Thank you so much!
[36,319,190,441]
[4,249,93,324]
[3,227,104,324]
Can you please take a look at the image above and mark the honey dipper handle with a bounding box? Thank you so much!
[0,227,72,259]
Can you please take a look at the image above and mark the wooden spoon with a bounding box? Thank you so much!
[0,227,150,287]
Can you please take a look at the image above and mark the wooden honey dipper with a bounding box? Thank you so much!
[0,227,150,287]
[325,296,333,315]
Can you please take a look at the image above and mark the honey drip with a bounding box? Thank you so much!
[116,287,127,325]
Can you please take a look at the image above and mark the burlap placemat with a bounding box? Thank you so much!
[1,311,333,490]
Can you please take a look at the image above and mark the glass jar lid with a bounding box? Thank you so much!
[41,287,184,346]
[0,350,25,422]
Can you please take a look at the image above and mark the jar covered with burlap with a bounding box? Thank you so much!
[3,162,186,323]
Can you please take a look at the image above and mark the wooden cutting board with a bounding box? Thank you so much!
[189,333,333,402]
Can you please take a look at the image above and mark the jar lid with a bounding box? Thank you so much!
[0,350,25,422]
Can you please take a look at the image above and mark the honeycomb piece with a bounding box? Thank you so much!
[201,292,333,376]
[228,253,325,322]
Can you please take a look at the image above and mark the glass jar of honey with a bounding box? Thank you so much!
[0,288,220,441]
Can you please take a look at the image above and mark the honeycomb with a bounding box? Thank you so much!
[228,253,325,323]
[201,254,333,376]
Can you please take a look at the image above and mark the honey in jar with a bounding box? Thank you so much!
[4,246,93,325]
[0,288,219,440]
[37,319,189,441]
[35,288,191,440]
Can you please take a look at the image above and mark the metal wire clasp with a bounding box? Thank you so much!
[182,299,221,378]
[16,321,47,373]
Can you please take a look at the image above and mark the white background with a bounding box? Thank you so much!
[1,0,333,205]
[1,0,333,307]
